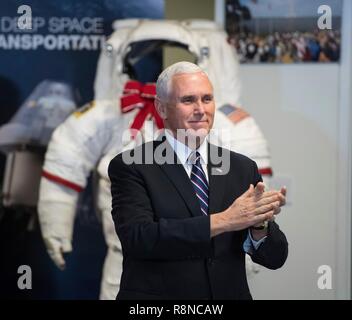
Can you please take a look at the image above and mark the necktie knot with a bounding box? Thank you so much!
[188,151,201,165]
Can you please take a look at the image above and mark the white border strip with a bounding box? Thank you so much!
[336,0,352,300]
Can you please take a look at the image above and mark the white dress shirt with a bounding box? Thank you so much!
[164,130,266,253]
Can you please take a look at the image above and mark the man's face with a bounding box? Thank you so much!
[157,72,215,142]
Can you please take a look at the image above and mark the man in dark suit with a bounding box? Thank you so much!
[108,61,288,300]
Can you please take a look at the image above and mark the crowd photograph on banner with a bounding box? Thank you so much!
[225,0,341,63]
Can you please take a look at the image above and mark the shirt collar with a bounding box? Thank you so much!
[164,129,208,165]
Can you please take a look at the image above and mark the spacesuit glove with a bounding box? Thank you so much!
[38,177,79,269]
[38,199,76,270]
[44,236,72,270]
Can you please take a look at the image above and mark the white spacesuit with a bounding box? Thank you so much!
[38,19,273,300]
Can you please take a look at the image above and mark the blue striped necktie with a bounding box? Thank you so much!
[189,151,209,216]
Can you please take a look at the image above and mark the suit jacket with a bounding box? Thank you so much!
[108,136,288,300]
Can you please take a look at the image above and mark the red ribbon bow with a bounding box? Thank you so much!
[120,80,164,138]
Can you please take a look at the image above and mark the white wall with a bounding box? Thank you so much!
[212,0,352,300]
[240,63,345,299]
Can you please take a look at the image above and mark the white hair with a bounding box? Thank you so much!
[156,61,207,102]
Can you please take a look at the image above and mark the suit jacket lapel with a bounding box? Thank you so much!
[154,138,203,217]
[207,143,228,215]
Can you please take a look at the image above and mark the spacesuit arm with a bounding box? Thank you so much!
[38,102,117,269]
